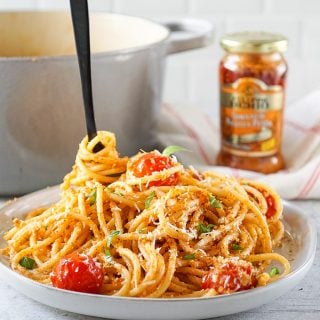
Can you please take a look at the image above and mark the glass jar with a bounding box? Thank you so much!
[217,32,288,174]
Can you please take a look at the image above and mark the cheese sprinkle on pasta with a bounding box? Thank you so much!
[1,131,290,297]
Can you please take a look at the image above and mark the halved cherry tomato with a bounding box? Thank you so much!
[201,260,256,294]
[130,152,179,187]
[265,194,276,219]
[50,253,104,294]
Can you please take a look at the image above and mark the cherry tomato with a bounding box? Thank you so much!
[201,260,256,294]
[265,194,276,219]
[50,253,104,294]
[130,152,179,187]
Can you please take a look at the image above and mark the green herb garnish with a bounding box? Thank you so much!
[231,243,242,250]
[107,230,120,247]
[105,249,113,264]
[198,223,214,234]
[162,145,189,157]
[269,267,280,277]
[106,187,124,196]
[136,229,145,234]
[19,257,36,270]
[209,195,222,208]
[183,253,196,260]
[144,191,155,209]
[88,189,97,205]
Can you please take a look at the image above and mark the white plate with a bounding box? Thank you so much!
[0,186,317,320]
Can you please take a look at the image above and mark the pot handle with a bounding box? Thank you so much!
[162,18,214,55]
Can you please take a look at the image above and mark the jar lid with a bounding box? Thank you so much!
[220,31,288,53]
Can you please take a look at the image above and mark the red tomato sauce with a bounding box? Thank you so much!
[265,194,277,219]
[50,253,104,294]
[130,152,179,187]
[201,260,256,294]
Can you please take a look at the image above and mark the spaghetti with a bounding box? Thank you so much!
[1,131,290,297]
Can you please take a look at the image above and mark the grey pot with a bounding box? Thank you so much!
[0,12,213,195]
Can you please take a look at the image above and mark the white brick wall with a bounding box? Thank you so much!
[1,0,320,112]
[189,0,264,14]
[113,0,188,16]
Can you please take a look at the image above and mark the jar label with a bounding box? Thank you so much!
[220,77,284,157]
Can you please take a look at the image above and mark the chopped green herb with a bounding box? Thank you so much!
[88,189,97,205]
[231,243,242,250]
[107,230,120,247]
[19,257,36,270]
[104,249,113,264]
[136,229,145,234]
[106,187,124,196]
[162,145,189,157]
[209,195,222,208]
[198,223,214,234]
[144,191,155,209]
[269,267,280,277]
[183,253,196,260]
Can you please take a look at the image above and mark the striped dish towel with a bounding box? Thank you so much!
[158,90,320,200]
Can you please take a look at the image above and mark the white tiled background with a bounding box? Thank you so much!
[1,0,320,112]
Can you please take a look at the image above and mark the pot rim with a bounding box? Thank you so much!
[0,11,171,62]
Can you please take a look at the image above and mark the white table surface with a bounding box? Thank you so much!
[0,199,319,320]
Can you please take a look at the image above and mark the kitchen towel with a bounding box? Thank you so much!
[158,90,320,199]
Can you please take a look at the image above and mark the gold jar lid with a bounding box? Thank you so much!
[220,31,288,53]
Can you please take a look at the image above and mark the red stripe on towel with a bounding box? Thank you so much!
[163,104,212,165]
[204,114,218,133]
[296,161,320,199]
[312,124,320,134]
[286,119,320,135]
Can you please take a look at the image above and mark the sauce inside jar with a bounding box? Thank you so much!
[217,32,288,174]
